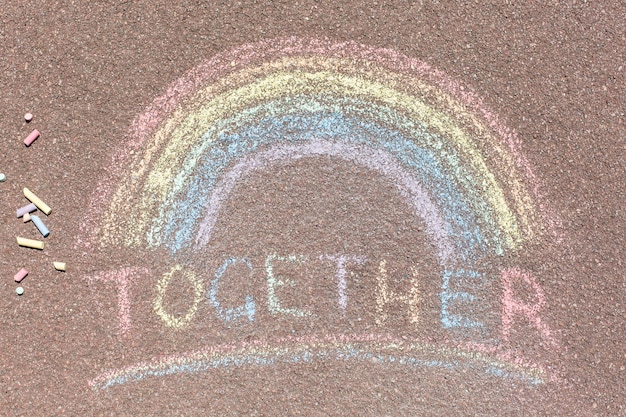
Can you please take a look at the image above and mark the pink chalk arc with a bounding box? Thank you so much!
[194,139,457,266]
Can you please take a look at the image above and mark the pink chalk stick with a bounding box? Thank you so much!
[16,203,37,218]
[14,268,28,283]
[24,129,40,146]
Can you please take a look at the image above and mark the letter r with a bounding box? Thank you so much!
[501,268,558,348]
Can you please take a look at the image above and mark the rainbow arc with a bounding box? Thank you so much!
[83,38,560,388]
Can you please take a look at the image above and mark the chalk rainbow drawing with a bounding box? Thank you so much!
[82,37,561,389]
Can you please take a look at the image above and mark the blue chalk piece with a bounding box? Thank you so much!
[30,215,50,238]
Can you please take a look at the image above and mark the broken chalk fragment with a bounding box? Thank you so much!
[24,129,40,146]
[16,203,37,218]
[14,268,29,283]
[23,187,51,215]
[17,236,44,250]
[23,212,31,222]
[16,287,24,296]
[0,173,6,182]
[24,113,33,122]
[31,215,50,237]
[53,262,66,271]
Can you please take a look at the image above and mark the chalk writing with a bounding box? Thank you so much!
[87,267,149,336]
[375,260,421,325]
[86,254,560,388]
[209,257,256,322]
[154,264,204,329]
[87,259,560,345]
[265,254,312,318]
[501,268,558,348]
[320,254,366,313]
[440,269,484,329]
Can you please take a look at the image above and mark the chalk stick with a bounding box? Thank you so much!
[14,268,29,283]
[16,203,37,218]
[31,215,50,237]
[23,212,31,222]
[17,236,44,250]
[53,262,66,271]
[24,129,40,146]
[23,187,51,215]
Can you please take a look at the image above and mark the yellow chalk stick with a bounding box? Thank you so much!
[23,187,52,215]
[23,212,31,222]
[53,262,66,271]
[17,236,44,250]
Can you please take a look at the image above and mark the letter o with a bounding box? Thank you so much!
[154,264,203,329]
